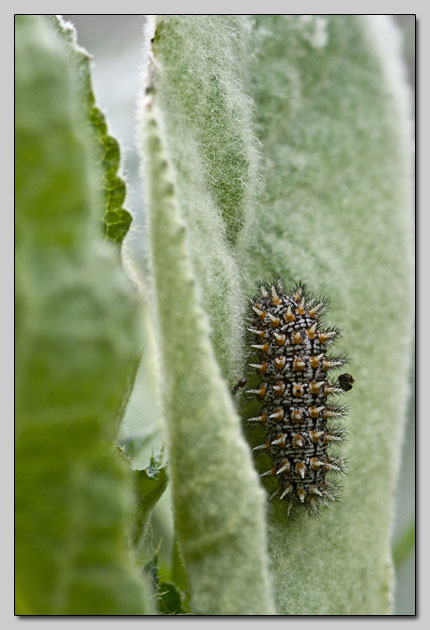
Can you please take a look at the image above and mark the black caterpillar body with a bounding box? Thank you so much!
[246,280,353,516]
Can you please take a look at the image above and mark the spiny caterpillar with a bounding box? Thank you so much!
[245,280,353,516]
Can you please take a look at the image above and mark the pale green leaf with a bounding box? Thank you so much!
[15,15,152,614]
[237,15,414,615]
[145,15,262,383]
[139,93,275,615]
[139,14,413,616]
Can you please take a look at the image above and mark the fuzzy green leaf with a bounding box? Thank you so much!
[51,16,132,243]
[145,16,262,383]
[139,14,413,616]
[150,16,261,248]
[15,15,152,614]
[237,15,414,615]
[139,87,275,615]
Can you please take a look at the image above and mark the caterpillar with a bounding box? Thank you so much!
[245,280,353,516]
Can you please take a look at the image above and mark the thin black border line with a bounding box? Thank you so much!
[14,12,417,16]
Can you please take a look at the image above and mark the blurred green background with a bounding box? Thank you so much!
[62,14,415,615]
